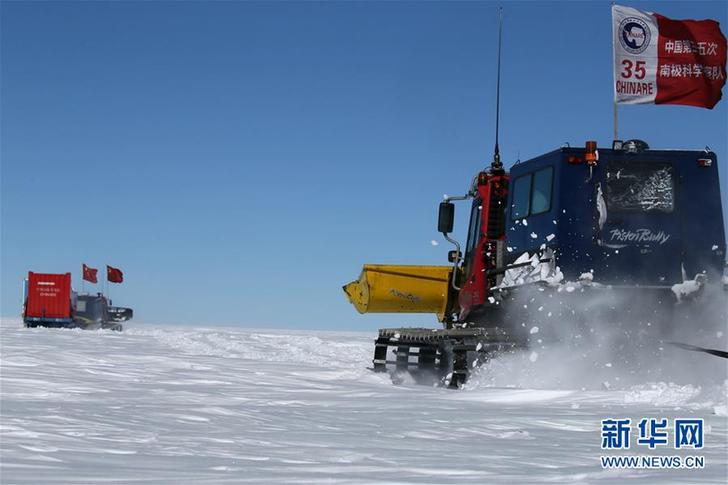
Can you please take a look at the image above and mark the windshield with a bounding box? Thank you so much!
[605,162,674,213]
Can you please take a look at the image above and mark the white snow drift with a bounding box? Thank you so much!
[1,318,726,483]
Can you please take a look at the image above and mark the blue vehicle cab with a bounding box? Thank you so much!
[505,141,726,288]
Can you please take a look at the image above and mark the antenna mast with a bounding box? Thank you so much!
[491,7,504,173]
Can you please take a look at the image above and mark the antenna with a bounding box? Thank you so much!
[491,7,504,173]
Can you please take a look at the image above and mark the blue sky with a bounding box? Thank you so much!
[2,1,726,330]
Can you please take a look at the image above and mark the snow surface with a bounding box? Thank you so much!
[1,318,726,483]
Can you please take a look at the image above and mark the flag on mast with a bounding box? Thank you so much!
[613,4,726,108]
[107,265,124,284]
[82,264,98,284]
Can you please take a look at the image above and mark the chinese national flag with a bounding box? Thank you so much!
[82,264,98,284]
[107,265,124,284]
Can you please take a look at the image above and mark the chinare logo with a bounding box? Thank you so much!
[619,17,651,54]
[609,228,670,245]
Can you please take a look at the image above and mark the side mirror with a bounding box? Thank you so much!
[438,202,455,234]
[447,250,462,263]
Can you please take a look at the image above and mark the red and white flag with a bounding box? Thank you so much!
[613,4,726,108]
[82,264,98,284]
[107,265,124,284]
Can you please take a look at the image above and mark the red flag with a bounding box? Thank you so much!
[82,264,98,284]
[613,5,727,108]
[654,14,727,107]
[107,265,124,283]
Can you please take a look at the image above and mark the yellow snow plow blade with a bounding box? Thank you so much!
[343,265,452,319]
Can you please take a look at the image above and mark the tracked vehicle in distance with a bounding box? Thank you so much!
[23,272,133,331]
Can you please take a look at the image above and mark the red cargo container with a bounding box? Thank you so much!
[24,272,72,321]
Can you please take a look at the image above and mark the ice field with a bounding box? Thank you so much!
[1,318,726,484]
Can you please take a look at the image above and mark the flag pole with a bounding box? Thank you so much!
[611,1,618,143]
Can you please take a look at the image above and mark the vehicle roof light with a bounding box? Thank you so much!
[585,140,598,166]
[567,155,583,164]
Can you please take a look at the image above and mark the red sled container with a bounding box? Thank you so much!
[23,272,73,325]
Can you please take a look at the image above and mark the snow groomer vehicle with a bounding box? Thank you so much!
[344,140,726,386]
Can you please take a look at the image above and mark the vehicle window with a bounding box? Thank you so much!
[605,162,674,212]
[465,200,482,256]
[511,175,531,219]
[531,168,553,215]
[464,200,482,273]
